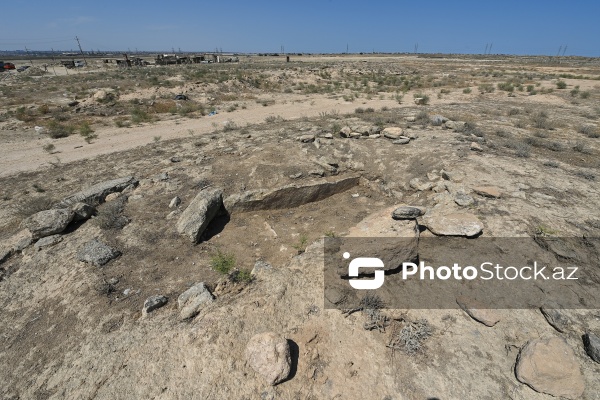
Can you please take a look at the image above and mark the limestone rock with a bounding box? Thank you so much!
[143,295,168,316]
[245,332,291,386]
[176,188,223,243]
[23,208,74,240]
[583,332,600,363]
[58,176,138,207]
[444,121,466,130]
[177,282,214,320]
[225,177,359,213]
[470,142,483,152]
[71,202,95,222]
[77,239,121,266]
[382,127,404,140]
[515,337,585,399]
[473,186,502,199]
[391,206,424,220]
[34,234,63,251]
[456,296,500,326]
[454,193,474,207]
[169,196,181,209]
[392,137,411,145]
[339,126,352,138]
[422,212,483,237]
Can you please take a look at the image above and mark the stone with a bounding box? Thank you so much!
[71,202,95,222]
[225,176,359,213]
[382,127,404,140]
[392,137,410,145]
[177,282,214,320]
[58,176,138,207]
[473,186,502,199]
[444,121,466,130]
[454,193,474,207]
[23,208,74,240]
[540,303,571,333]
[391,206,424,220]
[176,188,224,244]
[422,212,483,237]
[77,239,121,266]
[339,126,352,138]
[245,332,291,386]
[413,97,426,105]
[431,115,448,125]
[456,296,500,326]
[470,142,483,152]
[583,332,600,363]
[409,178,433,191]
[441,169,464,182]
[170,156,181,163]
[143,295,168,316]
[93,90,108,101]
[297,134,315,143]
[251,260,273,275]
[169,196,181,209]
[34,234,63,251]
[105,193,120,202]
[320,133,333,139]
[349,131,362,139]
[515,337,585,399]
[405,116,416,122]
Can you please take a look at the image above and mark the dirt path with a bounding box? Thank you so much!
[0,96,401,178]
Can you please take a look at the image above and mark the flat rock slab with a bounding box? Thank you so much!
[382,127,404,139]
[392,137,411,145]
[421,212,483,237]
[456,296,500,327]
[23,209,74,240]
[515,337,584,399]
[176,188,223,244]
[77,239,121,266]
[34,234,64,251]
[245,332,291,386]
[473,186,502,198]
[58,176,138,207]
[225,176,360,213]
[177,282,214,320]
[392,206,424,220]
[71,202,96,222]
[583,332,600,363]
[540,303,571,333]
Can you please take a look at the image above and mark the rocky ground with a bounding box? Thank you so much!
[1,54,600,399]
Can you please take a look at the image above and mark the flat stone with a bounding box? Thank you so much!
[23,208,74,240]
[58,176,138,207]
[77,239,121,266]
[473,186,502,198]
[392,137,410,145]
[392,206,424,220]
[143,295,168,316]
[34,234,63,251]
[515,337,585,399]
[251,260,273,276]
[456,296,500,326]
[176,188,223,243]
[245,332,291,386]
[422,212,483,237]
[583,332,600,363]
[409,178,434,191]
[177,282,214,320]
[540,302,571,333]
[454,193,474,207]
[297,134,315,143]
[470,142,483,152]
[382,127,404,139]
[444,121,466,130]
[225,176,359,213]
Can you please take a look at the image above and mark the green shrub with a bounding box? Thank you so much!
[556,80,567,89]
[211,251,236,274]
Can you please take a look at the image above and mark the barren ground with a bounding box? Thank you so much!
[1,54,599,399]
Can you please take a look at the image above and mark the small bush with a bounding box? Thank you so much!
[462,87,472,94]
[508,108,520,116]
[573,141,591,154]
[130,107,152,124]
[94,197,128,230]
[42,143,56,153]
[543,160,559,168]
[211,251,236,275]
[413,93,429,105]
[222,121,238,132]
[498,82,514,92]
[580,91,591,99]
[46,121,76,138]
[388,319,433,355]
[556,80,567,89]
[478,83,495,93]
[514,143,531,158]
[531,112,554,130]
[13,196,55,218]
[578,125,598,138]
[575,171,595,181]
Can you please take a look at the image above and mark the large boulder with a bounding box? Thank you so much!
[245,332,291,386]
[176,188,223,243]
[57,176,138,208]
[224,177,359,213]
[382,127,404,140]
[23,208,74,239]
[177,282,214,320]
[515,337,585,399]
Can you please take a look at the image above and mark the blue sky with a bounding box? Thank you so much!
[1,0,599,56]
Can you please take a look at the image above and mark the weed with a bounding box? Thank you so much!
[94,197,129,230]
[556,80,567,89]
[580,91,591,99]
[230,269,254,283]
[211,250,236,274]
[478,83,495,93]
[388,319,433,355]
[543,160,559,168]
[153,136,161,143]
[324,230,336,238]
[46,121,76,138]
[514,143,531,158]
[462,87,472,94]
[575,171,595,181]
[223,121,238,131]
[292,234,309,253]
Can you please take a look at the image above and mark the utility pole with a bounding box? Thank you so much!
[346,43,349,54]
[24,47,34,65]
[484,43,489,54]
[489,43,493,54]
[75,36,88,66]
[556,45,562,57]
[562,45,567,56]
[50,48,57,76]
[414,43,418,54]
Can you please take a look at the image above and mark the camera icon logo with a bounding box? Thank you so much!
[344,252,385,290]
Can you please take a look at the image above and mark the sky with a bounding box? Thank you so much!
[1,0,599,56]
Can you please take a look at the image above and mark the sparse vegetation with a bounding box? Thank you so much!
[211,250,236,275]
